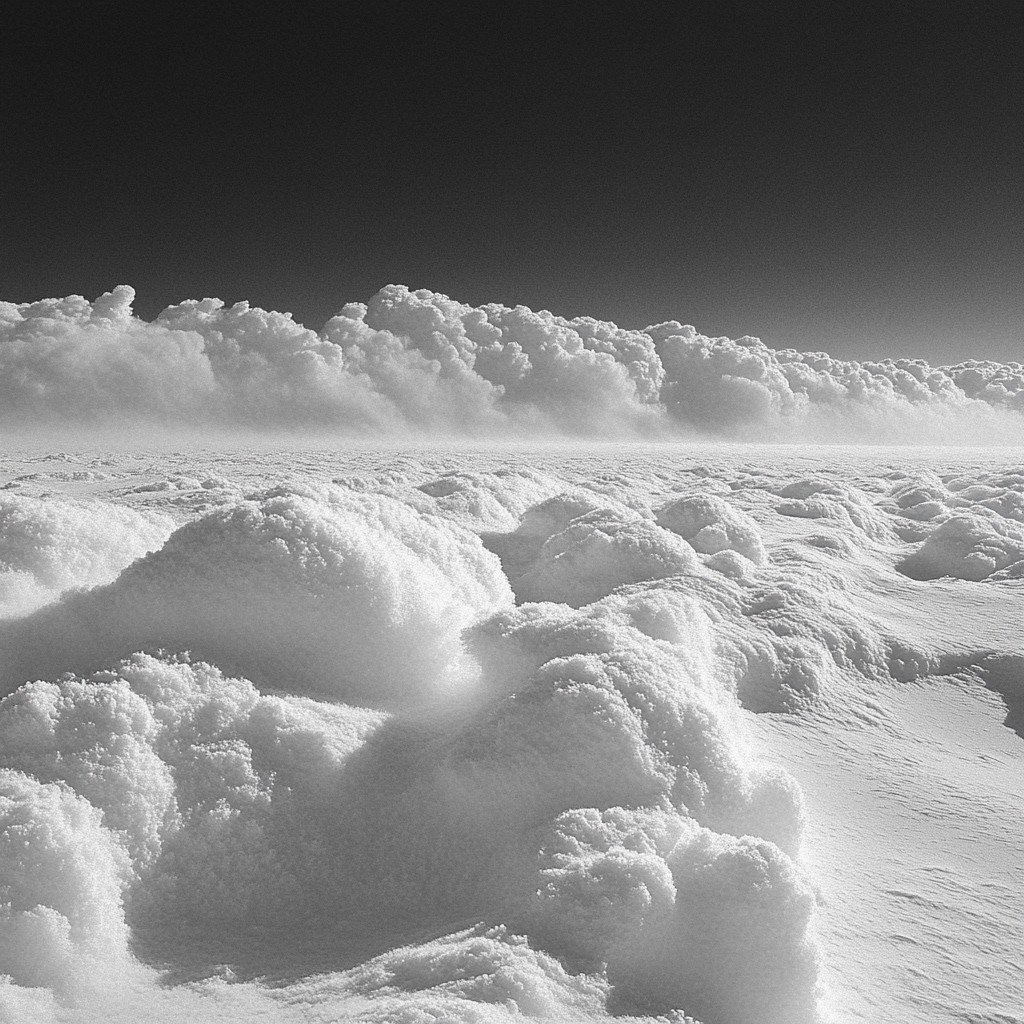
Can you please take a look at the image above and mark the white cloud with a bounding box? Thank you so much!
[3,285,1020,439]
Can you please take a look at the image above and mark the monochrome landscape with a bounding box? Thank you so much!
[0,285,1020,1023]
[5,2,1024,1019]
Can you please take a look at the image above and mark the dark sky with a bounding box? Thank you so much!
[4,3,1023,365]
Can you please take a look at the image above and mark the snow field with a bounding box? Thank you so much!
[0,444,1018,1023]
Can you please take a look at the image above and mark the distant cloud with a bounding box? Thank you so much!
[2,284,1021,440]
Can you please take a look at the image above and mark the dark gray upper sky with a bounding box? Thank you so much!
[4,3,1022,365]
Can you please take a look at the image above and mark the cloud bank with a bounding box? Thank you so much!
[2,286,1022,440]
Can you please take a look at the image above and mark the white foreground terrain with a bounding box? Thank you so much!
[0,440,1019,1024]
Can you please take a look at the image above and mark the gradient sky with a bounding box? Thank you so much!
[4,3,1023,365]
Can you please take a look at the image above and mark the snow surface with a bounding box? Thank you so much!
[0,441,1020,1024]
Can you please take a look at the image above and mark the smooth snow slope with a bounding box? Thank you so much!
[0,441,1019,1024]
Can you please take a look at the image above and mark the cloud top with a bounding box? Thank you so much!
[2,285,1022,441]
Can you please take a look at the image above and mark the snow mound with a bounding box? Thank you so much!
[467,592,806,852]
[14,454,1014,1021]
[1,487,513,706]
[774,479,893,543]
[483,492,639,587]
[656,493,768,566]
[0,770,132,999]
[515,510,701,607]
[416,470,570,532]
[0,655,384,932]
[0,566,818,1021]
[608,828,820,1024]
[897,512,1024,581]
[338,926,612,1021]
[0,494,172,617]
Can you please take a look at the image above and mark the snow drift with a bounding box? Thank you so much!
[0,461,835,1024]
[0,485,513,706]
[0,446,1020,1023]
[2,285,1023,441]
[0,494,172,617]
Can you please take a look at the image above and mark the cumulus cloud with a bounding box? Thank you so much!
[0,288,217,424]
[2,285,1022,440]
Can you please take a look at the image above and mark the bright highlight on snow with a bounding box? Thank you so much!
[2,286,1023,441]
[0,441,1019,1024]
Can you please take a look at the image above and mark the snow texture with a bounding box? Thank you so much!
[0,494,172,617]
[0,441,1019,1024]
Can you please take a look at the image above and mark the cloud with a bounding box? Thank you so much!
[2,285,1021,440]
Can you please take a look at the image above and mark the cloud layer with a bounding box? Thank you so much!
[2,286,1022,440]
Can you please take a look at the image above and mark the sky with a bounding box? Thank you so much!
[3,3,1023,366]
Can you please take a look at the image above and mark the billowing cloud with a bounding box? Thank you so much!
[2,285,1022,440]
